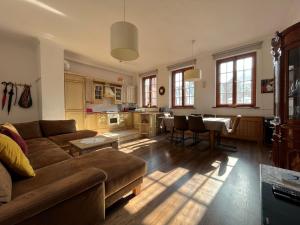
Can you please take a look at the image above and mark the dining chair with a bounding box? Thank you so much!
[188,115,209,145]
[172,115,189,144]
[217,115,242,151]
[203,114,216,118]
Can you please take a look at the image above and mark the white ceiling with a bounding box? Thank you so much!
[0,0,296,74]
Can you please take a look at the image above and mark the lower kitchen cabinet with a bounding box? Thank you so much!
[65,111,85,130]
[85,114,98,130]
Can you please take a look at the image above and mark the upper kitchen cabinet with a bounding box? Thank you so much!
[64,74,85,111]
[85,78,94,104]
[126,86,136,103]
[115,87,122,104]
[93,82,104,104]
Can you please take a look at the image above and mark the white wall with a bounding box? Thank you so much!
[38,38,65,120]
[137,36,274,117]
[0,31,40,123]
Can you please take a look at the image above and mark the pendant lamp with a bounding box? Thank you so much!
[185,40,202,81]
[111,0,139,61]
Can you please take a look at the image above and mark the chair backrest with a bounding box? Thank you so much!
[188,116,206,132]
[203,114,216,118]
[174,115,188,131]
[229,115,241,134]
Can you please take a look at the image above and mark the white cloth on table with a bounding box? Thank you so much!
[160,117,231,134]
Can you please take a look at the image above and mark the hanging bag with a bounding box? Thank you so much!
[18,85,32,108]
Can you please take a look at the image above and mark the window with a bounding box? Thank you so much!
[142,75,157,107]
[216,52,256,107]
[172,67,195,108]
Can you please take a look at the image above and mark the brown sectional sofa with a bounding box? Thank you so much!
[0,120,146,225]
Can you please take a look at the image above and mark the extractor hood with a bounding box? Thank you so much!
[104,86,115,98]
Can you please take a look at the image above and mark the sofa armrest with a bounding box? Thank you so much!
[0,168,107,225]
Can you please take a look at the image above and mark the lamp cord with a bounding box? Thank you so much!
[123,0,126,22]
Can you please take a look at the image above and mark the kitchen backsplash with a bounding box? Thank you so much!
[86,98,137,112]
[86,98,119,112]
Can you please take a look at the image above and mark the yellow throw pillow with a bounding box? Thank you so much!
[0,134,35,177]
[1,123,20,136]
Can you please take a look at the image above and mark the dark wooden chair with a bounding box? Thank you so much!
[171,115,189,144]
[188,115,209,145]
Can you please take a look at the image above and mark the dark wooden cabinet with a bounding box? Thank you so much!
[272,22,300,171]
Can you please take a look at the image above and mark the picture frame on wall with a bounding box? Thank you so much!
[261,78,274,93]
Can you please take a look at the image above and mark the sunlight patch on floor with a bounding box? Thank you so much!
[140,156,239,225]
[124,167,190,215]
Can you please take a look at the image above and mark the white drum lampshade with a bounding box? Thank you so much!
[185,68,202,81]
[111,21,139,61]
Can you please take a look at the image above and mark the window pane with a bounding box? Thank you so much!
[237,59,244,71]
[244,57,253,69]
[220,63,227,73]
[227,61,233,72]
[227,95,232,104]
[244,70,252,81]
[237,71,243,82]
[220,73,227,83]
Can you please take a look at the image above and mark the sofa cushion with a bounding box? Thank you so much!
[13,121,42,140]
[0,128,28,155]
[76,150,147,197]
[26,138,71,170]
[49,130,98,147]
[0,134,35,177]
[40,120,76,137]
[0,162,12,203]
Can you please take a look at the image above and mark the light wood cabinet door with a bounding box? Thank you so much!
[126,86,136,103]
[65,80,85,110]
[133,113,140,129]
[65,111,85,130]
[85,78,94,104]
[85,114,98,130]
[125,113,133,128]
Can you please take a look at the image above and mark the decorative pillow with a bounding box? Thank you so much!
[0,162,12,203]
[0,128,28,155]
[0,134,35,177]
[1,123,20,136]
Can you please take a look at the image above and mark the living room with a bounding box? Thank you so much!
[0,1,300,225]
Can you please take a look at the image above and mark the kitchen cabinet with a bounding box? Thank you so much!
[133,112,140,129]
[98,113,109,132]
[65,74,85,111]
[126,86,136,103]
[119,112,133,129]
[93,83,104,104]
[65,111,85,130]
[65,73,85,130]
[114,87,122,104]
[85,78,94,104]
[85,114,98,130]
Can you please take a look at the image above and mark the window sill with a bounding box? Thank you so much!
[212,106,260,109]
[171,106,196,109]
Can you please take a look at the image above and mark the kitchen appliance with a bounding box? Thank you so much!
[107,112,119,125]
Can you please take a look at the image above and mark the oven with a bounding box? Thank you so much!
[107,113,119,126]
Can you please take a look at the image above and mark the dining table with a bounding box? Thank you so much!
[160,116,231,150]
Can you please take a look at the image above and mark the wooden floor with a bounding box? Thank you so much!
[104,135,271,225]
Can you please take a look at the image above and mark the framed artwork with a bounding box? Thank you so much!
[261,79,274,93]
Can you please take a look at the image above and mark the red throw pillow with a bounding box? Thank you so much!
[0,128,28,155]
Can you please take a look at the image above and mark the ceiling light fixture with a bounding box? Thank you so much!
[110,0,139,61]
[185,40,202,81]
[23,0,66,17]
